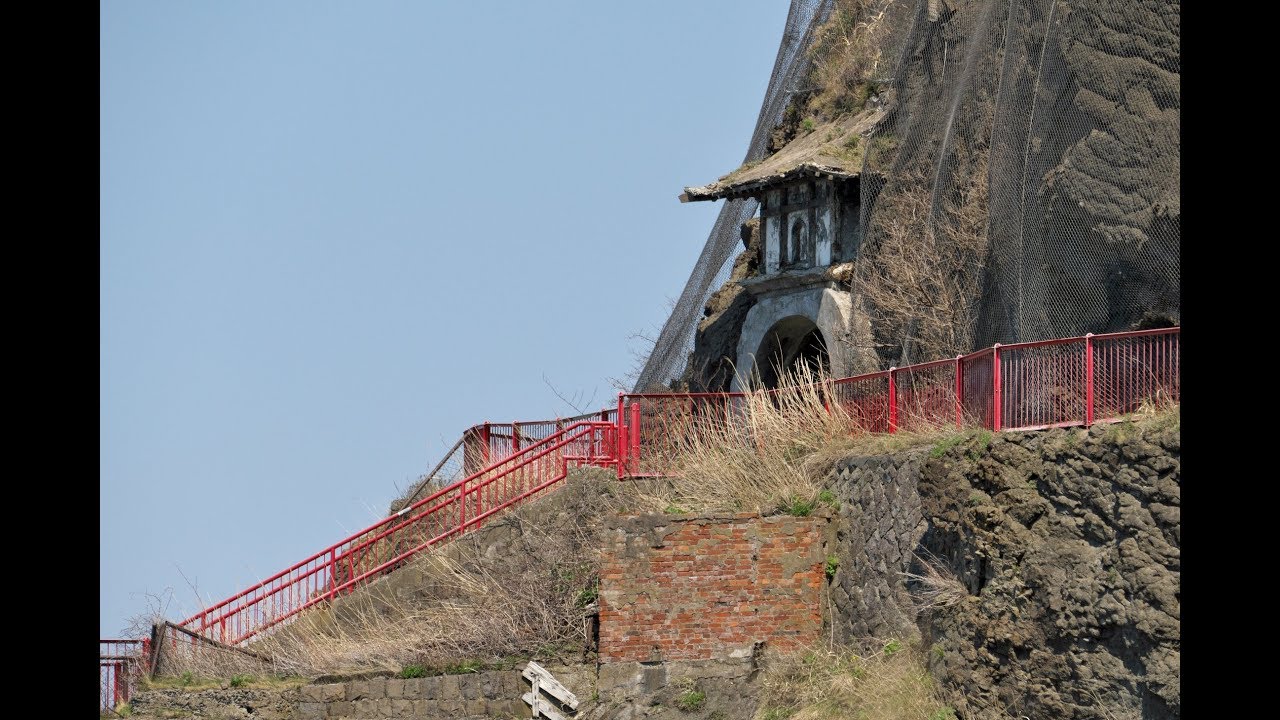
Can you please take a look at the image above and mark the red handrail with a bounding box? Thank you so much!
[177,420,618,645]
[99,640,148,711]
[620,327,1179,469]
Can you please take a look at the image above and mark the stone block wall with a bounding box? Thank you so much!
[295,673,528,719]
[598,512,825,663]
[133,670,546,720]
[826,451,929,640]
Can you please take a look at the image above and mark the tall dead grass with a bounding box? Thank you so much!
[151,469,630,679]
[634,364,849,514]
[901,550,968,615]
[256,547,588,675]
[634,364,954,515]
[260,472,624,675]
[755,639,956,720]
[855,147,990,363]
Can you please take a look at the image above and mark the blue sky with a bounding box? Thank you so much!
[101,0,790,636]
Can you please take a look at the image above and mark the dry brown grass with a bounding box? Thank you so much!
[1129,395,1179,425]
[633,365,962,515]
[901,550,968,615]
[807,0,899,119]
[255,552,586,675]
[854,144,990,363]
[754,638,957,720]
[256,473,624,675]
[150,469,631,680]
[632,364,857,514]
[145,623,275,680]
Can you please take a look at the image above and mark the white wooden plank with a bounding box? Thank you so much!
[531,675,540,720]
[522,691,569,720]
[522,661,579,708]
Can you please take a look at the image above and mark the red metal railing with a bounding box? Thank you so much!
[105,326,1177,674]
[1091,328,1181,423]
[100,639,149,712]
[618,328,1179,470]
[611,393,745,476]
[892,359,958,432]
[175,420,620,646]
[398,409,620,509]
[831,371,893,432]
[462,409,619,476]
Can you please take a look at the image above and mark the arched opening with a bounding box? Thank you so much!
[753,316,830,389]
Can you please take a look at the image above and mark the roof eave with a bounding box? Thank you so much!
[680,165,860,203]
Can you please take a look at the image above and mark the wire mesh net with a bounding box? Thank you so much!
[632,0,837,391]
[636,0,1179,388]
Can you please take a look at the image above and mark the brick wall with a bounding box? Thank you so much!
[598,513,825,663]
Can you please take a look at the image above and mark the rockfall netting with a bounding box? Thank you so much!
[635,0,1179,388]
[632,0,837,392]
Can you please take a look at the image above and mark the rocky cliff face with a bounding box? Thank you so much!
[826,417,1180,719]
[677,0,1180,392]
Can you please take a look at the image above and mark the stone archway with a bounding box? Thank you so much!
[753,316,830,389]
[732,286,855,391]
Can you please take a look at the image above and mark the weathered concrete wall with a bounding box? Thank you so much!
[598,513,825,663]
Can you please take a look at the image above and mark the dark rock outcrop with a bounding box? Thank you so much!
[826,420,1180,719]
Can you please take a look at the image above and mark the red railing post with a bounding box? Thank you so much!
[955,355,964,429]
[458,477,468,533]
[630,402,641,475]
[888,367,898,434]
[992,344,1002,432]
[141,638,151,675]
[480,422,491,466]
[615,394,625,478]
[615,421,626,479]
[328,549,337,599]
[1085,333,1095,426]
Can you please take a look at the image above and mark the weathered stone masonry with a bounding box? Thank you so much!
[598,513,826,663]
[294,674,529,720]
[132,671,538,720]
